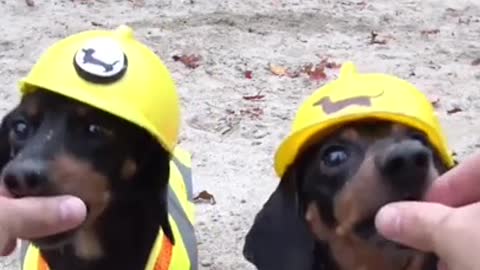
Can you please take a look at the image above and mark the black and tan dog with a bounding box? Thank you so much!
[243,62,456,270]
[0,26,197,270]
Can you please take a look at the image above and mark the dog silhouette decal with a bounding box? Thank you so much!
[81,48,119,73]
[73,38,128,84]
[314,91,384,114]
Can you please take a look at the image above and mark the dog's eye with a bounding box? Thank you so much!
[87,124,113,138]
[322,145,349,167]
[11,119,31,141]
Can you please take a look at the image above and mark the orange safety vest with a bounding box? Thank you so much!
[20,147,197,270]
[25,231,173,270]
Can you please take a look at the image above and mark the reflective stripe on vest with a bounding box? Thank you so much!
[21,146,197,270]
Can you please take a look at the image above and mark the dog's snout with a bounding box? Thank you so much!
[2,160,48,197]
[380,141,431,188]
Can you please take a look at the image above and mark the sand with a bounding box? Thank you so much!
[0,0,479,269]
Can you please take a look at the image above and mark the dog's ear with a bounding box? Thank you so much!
[135,138,175,245]
[0,111,13,170]
[242,167,315,270]
[158,175,175,245]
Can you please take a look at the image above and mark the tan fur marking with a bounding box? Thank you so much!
[75,105,89,118]
[121,158,137,180]
[305,203,331,241]
[49,154,112,259]
[73,228,103,259]
[390,123,408,136]
[334,154,390,235]
[340,128,360,143]
[23,96,39,118]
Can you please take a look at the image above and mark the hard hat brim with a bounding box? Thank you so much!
[18,79,175,153]
[274,112,455,178]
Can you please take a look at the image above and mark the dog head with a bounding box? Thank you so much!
[243,120,448,270]
[0,89,173,259]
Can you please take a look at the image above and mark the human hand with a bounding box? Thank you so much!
[375,152,480,270]
[0,187,86,256]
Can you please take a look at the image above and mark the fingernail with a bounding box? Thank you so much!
[59,197,87,224]
[376,205,401,238]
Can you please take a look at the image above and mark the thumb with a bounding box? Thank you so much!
[375,201,452,252]
[0,195,87,239]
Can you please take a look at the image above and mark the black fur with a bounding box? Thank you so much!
[243,168,316,270]
[0,89,174,270]
[0,112,13,170]
[243,146,343,270]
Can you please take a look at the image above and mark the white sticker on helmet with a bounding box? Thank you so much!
[74,38,126,79]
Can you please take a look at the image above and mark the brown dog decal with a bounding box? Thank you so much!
[313,91,384,114]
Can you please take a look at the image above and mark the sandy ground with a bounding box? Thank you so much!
[0,0,479,269]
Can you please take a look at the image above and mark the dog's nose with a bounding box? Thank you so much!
[2,160,48,197]
[380,141,431,188]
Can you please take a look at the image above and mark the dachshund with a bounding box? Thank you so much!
[0,88,193,270]
[243,120,449,270]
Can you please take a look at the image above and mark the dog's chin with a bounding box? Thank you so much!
[353,219,419,270]
[354,193,424,253]
[31,206,91,251]
[358,224,413,252]
[373,236,420,270]
[354,216,419,259]
[31,229,77,250]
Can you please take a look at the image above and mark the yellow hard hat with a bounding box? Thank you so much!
[274,61,455,177]
[18,25,180,153]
